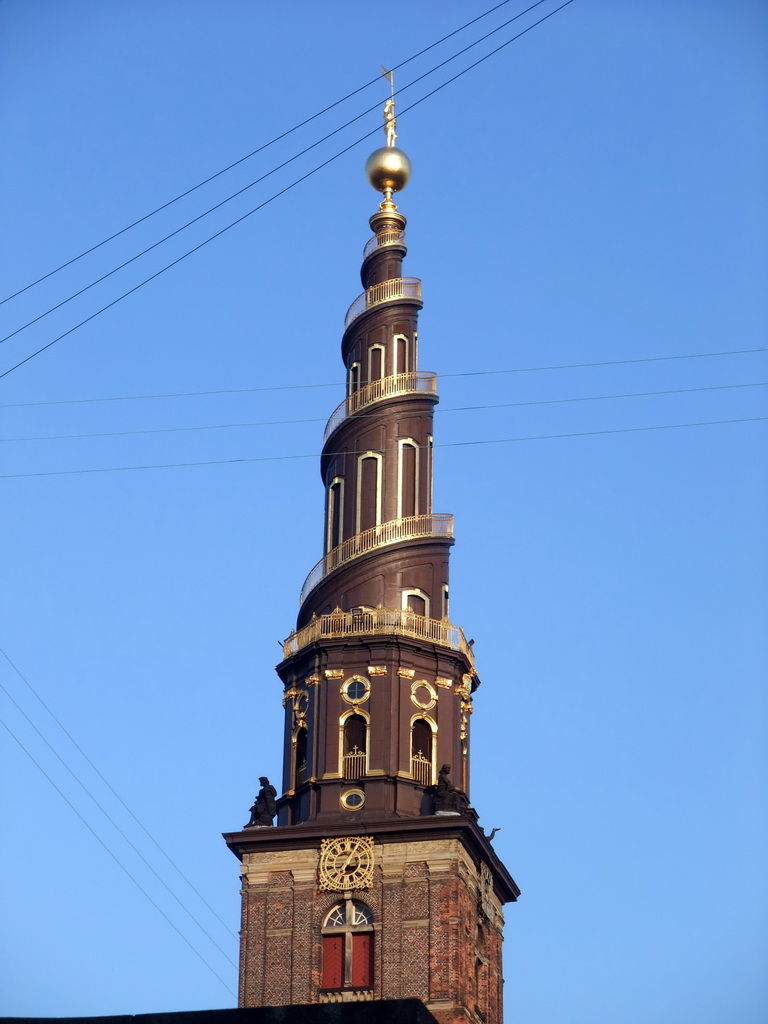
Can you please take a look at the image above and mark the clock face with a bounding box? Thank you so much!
[319,836,374,891]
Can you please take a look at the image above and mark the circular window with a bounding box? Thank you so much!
[411,680,437,710]
[340,788,365,811]
[342,676,370,705]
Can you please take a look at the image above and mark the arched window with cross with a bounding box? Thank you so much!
[321,899,375,991]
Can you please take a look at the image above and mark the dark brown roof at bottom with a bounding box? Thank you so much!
[0,999,439,1024]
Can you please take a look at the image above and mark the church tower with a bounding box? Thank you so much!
[224,100,519,1024]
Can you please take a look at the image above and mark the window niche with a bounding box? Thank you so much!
[356,453,382,533]
[340,711,368,780]
[402,588,430,618]
[367,344,385,383]
[410,716,435,786]
[293,726,309,788]
[321,901,374,991]
[326,477,344,552]
[397,439,419,519]
[394,333,409,375]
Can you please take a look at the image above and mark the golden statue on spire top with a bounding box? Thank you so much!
[381,66,397,147]
[365,67,411,209]
[384,97,397,148]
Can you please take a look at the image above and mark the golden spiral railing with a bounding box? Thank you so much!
[283,606,474,667]
[323,371,437,442]
[362,229,406,261]
[300,514,453,603]
[344,277,421,332]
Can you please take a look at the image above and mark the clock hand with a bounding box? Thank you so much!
[341,846,361,872]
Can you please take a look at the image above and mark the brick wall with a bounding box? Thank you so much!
[238,837,505,1024]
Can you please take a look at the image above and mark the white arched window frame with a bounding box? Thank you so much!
[292,724,309,788]
[393,333,409,375]
[348,361,361,396]
[427,435,434,512]
[338,707,371,779]
[401,588,431,619]
[397,438,420,520]
[409,712,437,786]
[326,476,344,553]
[367,343,385,383]
[355,451,383,534]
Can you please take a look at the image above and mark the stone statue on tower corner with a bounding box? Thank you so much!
[244,777,277,827]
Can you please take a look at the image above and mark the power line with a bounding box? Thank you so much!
[0,0,535,307]
[441,417,767,449]
[0,666,238,964]
[0,717,236,996]
[0,646,238,941]
[1,417,763,479]
[2,348,763,409]
[444,380,768,412]
[0,104,383,346]
[2,381,764,444]
[0,0,578,381]
[0,1,558,350]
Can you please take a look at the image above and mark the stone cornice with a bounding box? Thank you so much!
[223,812,519,904]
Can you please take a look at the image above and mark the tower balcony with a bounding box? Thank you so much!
[300,513,453,604]
[283,605,475,667]
[344,277,421,332]
[323,371,437,443]
[362,228,406,261]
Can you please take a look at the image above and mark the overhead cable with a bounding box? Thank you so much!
[1,416,763,479]
[0,646,238,940]
[2,381,764,444]
[0,0,578,381]
[0,0,537,307]
[0,717,236,996]
[0,0,559,348]
[0,667,238,964]
[2,347,764,409]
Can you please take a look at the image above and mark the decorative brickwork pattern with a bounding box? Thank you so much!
[237,836,505,1023]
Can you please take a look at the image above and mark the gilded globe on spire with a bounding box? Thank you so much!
[366,73,411,207]
[365,145,412,195]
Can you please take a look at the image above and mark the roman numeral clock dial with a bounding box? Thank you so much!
[319,836,374,891]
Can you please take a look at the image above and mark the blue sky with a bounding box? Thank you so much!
[1,1,766,1021]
